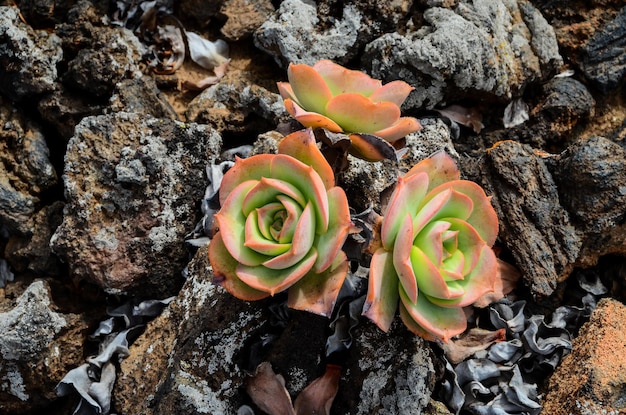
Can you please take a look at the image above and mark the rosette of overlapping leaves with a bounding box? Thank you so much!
[209,129,352,317]
[362,151,500,342]
[277,60,421,161]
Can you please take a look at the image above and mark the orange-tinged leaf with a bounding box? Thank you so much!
[208,232,270,301]
[405,150,460,189]
[278,129,335,190]
[285,100,343,132]
[399,288,467,343]
[362,249,399,332]
[313,59,381,96]
[219,155,273,206]
[263,202,316,269]
[372,116,422,143]
[237,249,317,295]
[381,173,429,250]
[277,81,297,102]
[288,251,348,317]
[368,80,414,106]
[313,186,351,273]
[392,214,418,303]
[288,62,333,115]
[348,133,397,162]
[326,94,400,134]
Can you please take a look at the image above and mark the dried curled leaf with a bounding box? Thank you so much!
[246,362,296,415]
[435,105,484,134]
[294,365,341,415]
[503,98,529,129]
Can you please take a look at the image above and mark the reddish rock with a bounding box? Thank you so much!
[543,298,626,415]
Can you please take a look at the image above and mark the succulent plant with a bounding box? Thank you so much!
[362,151,500,342]
[277,60,421,161]
[209,129,352,317]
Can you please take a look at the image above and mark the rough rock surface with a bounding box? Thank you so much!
[219,0,275,41]
[542,298,626,415]
[0,280,87,414]
[51,113,221,297]
[114,245,437,415]
[185,73,288,136]
[363,0,563,109]
[254,0,413,68]
[554,136,626,266]
[0,6,63,101]
[0,98,58,235]
[254,0,364,67]
[473,141,581,298]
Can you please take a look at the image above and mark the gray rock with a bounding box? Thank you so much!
[0,6,63,101]
[50,113,222,297]
[0,280,66,361]
[64,26,146,98]
[108,76,179,120]
[0,280,88,414]
[114,245,436,415]
[363,0,563,109]
[580,6,626,93]
[185,76,288,136]
[254,0,363,67]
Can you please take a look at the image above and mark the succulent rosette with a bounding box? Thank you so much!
[362,151,500,342]
[209,129,352,317]
[277,60,421,161]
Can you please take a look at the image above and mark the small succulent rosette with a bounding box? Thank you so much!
[362,151,500,342]
[209,129,352,317]
[277,60,421,161]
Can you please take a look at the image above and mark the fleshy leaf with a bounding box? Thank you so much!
[411,245,464,301]
[278,128,335,190]
[348,133,398,162]
[288,251,348,317]
[242,177,306,216]
[411,189,473,236]
[284,100,344,132]
[237,249,318,295]
[392,214,418,303]
[262,202,316,269]
[325,94,400,134]
[312,186,351,273]
[405,151,460,190]
[313,60,381,96]
[447,180,499,246]
[372,116,422,143]
[381,173,429,250]
[217,180,269,266]
[287,63,334,115]
[244,211,291,256]
[399,288,467,343]
[276,82,297,102]
[271,156,330,233]
[428,244,497,308]
[219,155,274,206]
[368,80,414,106]
[362,249,399,332]
[208,232,270,301]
